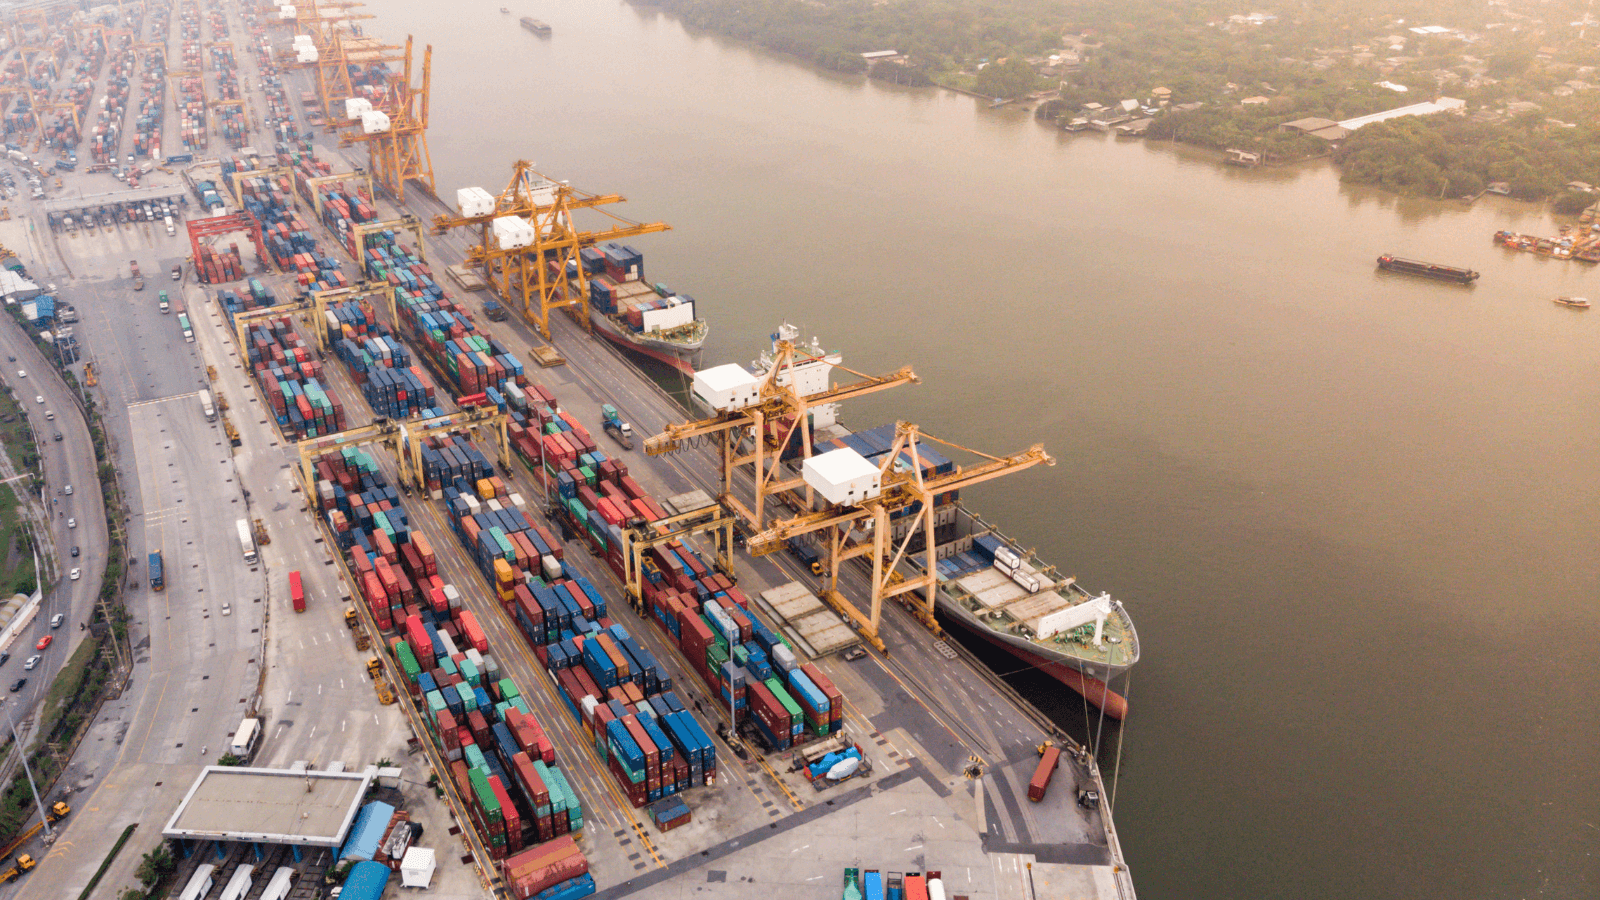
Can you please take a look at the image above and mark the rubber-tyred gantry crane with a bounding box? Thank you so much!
[431,162,669,339]
[745,423,1055,651]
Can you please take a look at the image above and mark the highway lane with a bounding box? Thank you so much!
[0,315,109,739]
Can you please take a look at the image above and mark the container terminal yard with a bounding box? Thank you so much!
[0,1,1135,899]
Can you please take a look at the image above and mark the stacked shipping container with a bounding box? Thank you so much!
[324,297,440,419]
[241,316,347,438]
[312,448,589,866]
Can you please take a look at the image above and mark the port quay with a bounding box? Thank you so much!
[0,1,1136,899]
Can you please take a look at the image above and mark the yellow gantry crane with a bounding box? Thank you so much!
[335,35,434,202]
[294,405,510,496]
[431,162,669,339]
[644,335,919,531]
[745,422,1055,650]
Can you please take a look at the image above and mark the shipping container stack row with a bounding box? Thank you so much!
[423,433,718,809]
[195,243,247,285]
[855,869,946,900]
[311,447,592,868]
[221,154,348,290]
[501,836,594,900]
[134,48,163,159]
[501,380,849,755]
[324,297,442,420]
[177,73,206,152]
[253,30,298,144]
[577,244,698,337]
[318,185,379,262]
[360,230,529,403]
[242,316,348,439]
[88,56,130,164]
[214,278,280,319]
[210,44,239,101]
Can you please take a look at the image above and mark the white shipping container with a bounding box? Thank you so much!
[640,302,695,333]
[491,215,534,249]
[296,46,317,63]
[360,110,390,133]
[279,5,296,18]
[345,97,371,119]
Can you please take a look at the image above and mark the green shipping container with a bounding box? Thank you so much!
[498,678,521,700]
[765,678,803,720]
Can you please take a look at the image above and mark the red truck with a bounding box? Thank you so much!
[1028,744,1061,802]
[289,570,306,613]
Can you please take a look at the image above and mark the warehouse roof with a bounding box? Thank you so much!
[163,766,375,846]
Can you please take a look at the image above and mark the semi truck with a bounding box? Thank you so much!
[289,570,305,612]
[601,404,634,450]
[236,519,258,564]
[148,551,164,591]
[199,389,216,421]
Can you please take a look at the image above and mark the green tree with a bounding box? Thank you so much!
[973,57,1039,100]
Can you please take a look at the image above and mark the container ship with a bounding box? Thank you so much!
[575,243,708,375]
[741,325,1139,718]
[1375,254,1479,284]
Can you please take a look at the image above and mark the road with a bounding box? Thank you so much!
[0,315,109,742]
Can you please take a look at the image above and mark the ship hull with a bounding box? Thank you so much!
[589,310,704,375]
[938,590,1130,720]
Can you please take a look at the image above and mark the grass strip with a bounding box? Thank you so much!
[74,822,137,900]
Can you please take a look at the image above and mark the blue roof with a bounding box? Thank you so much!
[340,861,392,900]
[338,800,395,862]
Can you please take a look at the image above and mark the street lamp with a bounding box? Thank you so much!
[7,708,50,838]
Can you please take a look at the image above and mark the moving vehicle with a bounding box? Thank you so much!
[14,370,22,378]
[66,518,75,529]
[0,653,9,667]
[289,570,305,612]
[68,568,79,581]
[51,615,63,630]
[236,519,258,564]
[34,636,50,651]
[69,546,78,557]
[148,550,163,590]
[43,410,52,421]
[22,656,37,670]
[602,404,634,449]
[62,484,71,495]
[33,395,41,404]
[159,291,170,313]
[229,717,261,759]
[171,264,182,281]
[52,433,61,442]
[199,390,216,421]
[8,679,24,692]
[221,602,231,616]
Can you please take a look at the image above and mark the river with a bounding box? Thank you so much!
[365,1,1600,897]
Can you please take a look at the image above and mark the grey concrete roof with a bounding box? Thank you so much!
[163,766,375,846]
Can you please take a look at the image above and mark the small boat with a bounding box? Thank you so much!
[1553,296,1590,309]
[501,6,509,11]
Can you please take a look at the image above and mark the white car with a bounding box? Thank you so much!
[68,568,79,581]
[66,518,75,529]
[15,370,23,378]
[221,603,231,616]
[33,395,42,404]
[50,613,63,628]
[63,484,72,495]
[22,655,38,670]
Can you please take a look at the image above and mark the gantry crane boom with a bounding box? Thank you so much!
[335,35,433,201]
[434,163,668,339]
[744,423,1054,650]
[643,335,919,530]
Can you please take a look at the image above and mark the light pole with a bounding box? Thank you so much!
[7,709,50,838]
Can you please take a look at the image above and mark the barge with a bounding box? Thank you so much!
[1376,254,1479,283]
[519,17,551,35]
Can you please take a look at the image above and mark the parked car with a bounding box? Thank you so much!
[66,518,75,529]
[63,484,71,495]
[70,545,78,557]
